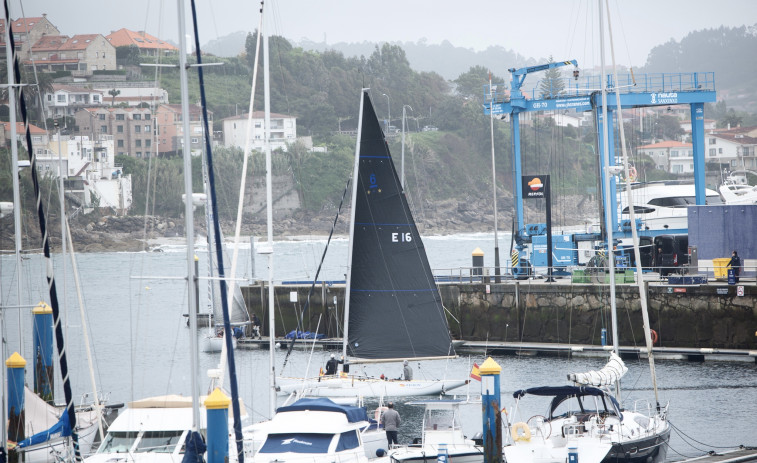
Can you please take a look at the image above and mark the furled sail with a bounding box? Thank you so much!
[567,352,628,386]
[346,92,454,360]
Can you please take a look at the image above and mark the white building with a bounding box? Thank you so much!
[707,126,757,170]
[40,134,132,214]
[636,140,693,173]
[222,111,296,152]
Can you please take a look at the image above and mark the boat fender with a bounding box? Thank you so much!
[650,329,658,345]
[511,422,531,442]
[375,406,388,422]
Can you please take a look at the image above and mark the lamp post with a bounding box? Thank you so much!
[401,105,412,187]
[382,93,390,134]
[489,74,501,283]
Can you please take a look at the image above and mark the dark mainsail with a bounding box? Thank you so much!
[345,91,454,360]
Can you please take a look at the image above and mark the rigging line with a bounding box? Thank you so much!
[5,2,81,459]
[188,2,244,461]
[282,178,351,370]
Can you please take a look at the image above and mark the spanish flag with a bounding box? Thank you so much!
[470,363,481,381]
[319,367,324,377]
[340,371,348,378]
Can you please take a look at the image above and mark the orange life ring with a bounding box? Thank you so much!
[650,329,658,345]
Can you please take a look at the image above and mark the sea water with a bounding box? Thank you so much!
[1,233,755,460]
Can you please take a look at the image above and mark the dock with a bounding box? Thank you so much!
[237,338,757,363]
[679,448,757,463]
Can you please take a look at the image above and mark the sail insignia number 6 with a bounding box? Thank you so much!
[392,232,412,243]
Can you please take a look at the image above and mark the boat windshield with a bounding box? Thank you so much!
[259,433,334,454]
[98,431,138,453]
[424,409,461,431]
[136,431,185,453]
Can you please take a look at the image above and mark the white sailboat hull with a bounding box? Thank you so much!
[201,334,237,353]
[277,376,468,398]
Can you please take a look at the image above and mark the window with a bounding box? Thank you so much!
[145,113,151,120]
[134,114,141,120]
[116,114,125,120]
[100,125,107,133]
[93,95,100,103]
[731,160,738,167]
[670,150,678,158]
[145,125,151,132]
[117,140,124,147]
[135,125,141,133]
[57,94,66,103]
[719,148,723,154]
[117,125,124,133]
[709,148,716,157]
[95,52,99,58]
[136,152,142,157]
[47,94,52,102]
[146,139,152,147]
[709,138,716,145]
[191,137,199,144]
[99,114,105,120]
[136,140,142,147]
[32,135,42,142]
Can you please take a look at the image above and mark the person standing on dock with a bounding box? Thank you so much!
[251,313,262,339]
[403,360,413,380]
[381,402,401,448]
[728,250,741,283]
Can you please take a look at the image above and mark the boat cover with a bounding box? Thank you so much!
[276,398,369,423]
[566,352,628,386]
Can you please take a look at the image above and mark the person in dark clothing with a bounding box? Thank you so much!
[325,353,343,376]
[380,402,401,448]
[251,313,261,339]
[728,250,741,283]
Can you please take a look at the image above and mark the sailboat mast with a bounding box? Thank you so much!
[3,1,24,357]
[176,0,201,430]
[341,89,367,361]
[262,5,277,419]
[598,0,620,398]
[603,0,660,406]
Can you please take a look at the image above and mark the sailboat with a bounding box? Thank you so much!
[277,90,468,398]
[501,2,670,463]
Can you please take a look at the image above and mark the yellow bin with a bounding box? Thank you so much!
[713,258,731,280]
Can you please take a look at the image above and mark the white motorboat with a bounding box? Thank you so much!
[245,398,384,463]
[718,170,757,205]
[618,181,722,232]
[377,399,483,463]
[84,395,248,463]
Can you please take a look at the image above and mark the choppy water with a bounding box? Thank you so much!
[1,234,755,460]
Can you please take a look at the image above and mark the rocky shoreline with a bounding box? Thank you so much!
[0,195,599,253]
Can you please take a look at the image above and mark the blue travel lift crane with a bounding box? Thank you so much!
[484,60,716,278]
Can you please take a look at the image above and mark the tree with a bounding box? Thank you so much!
[108,88,121,106]
[539,56,566,99]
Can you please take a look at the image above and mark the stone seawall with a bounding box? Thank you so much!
[241,281,756,350]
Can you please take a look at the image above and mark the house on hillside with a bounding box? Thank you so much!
[0,121,48,156]
[155,104,209,156]
[707,126,757,171]
[636,140,693,173]
[222,112,296,152]
[74,107,154,158]
[106,28,177,57]
[28,34,116,75]
[0,15,59,60]
[45,84,104,119]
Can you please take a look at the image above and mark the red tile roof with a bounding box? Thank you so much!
[31,35,69,51]
[106,28,177,51]
[1,121,46,135]
[58,34,102,50]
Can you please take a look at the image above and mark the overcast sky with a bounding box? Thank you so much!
[11,0,757,67]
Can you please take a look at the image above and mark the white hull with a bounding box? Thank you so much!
[201,334,236,353]
[383,443,483,463]
[277,376,468,398]
[719,183,757,205]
